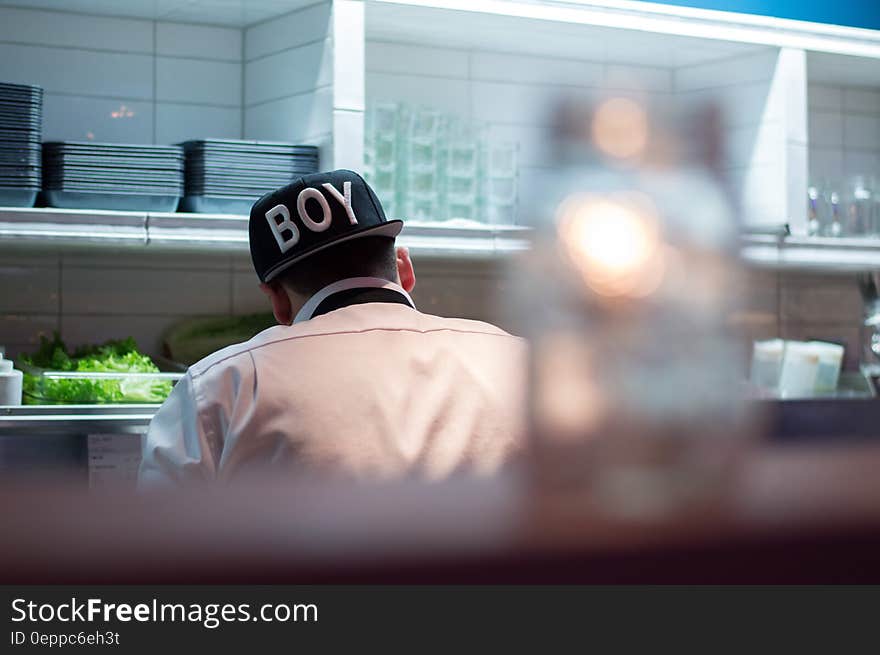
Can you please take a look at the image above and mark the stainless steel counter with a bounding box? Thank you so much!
[0,404,157,434]
[0,405,157,479]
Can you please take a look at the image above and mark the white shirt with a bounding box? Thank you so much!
[139,277,527,486]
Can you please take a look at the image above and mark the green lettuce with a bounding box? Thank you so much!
[20,334,173,404]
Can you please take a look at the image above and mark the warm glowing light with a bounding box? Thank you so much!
[556,193,665,298]
[110,104,134,119]
[591,97,649,160]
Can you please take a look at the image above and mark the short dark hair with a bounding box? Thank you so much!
[275,236,398,297]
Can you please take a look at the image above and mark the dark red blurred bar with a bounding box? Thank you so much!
[2,444,880,583]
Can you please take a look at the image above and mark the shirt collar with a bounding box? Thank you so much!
[293,276,416,324]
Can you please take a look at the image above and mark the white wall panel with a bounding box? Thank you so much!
[155,104,242,143]
[60,315,189,356]
[487,124,551,167]
[62,267,230,315]
[808,84,842,111]
[157,57,242,106]
[0,44,153,98]
[604,64,672,92]
[844,114,880,149]
[244,86,332,141]
[331,108,363,171]
[470,81,551,126]
[809,110,844,147]
[807,84,880,186]
[471,51,603,88]
[726,121,784,170]
[232,272,266,314]
[0,6,247,146]
[843,150,880,178]
[156,22,242,61]
[369,42,469,79]
[0,315,59,356]
[843,88,880,114]
[245,39,332,106]
[809,147,844,180]
[42,95,154,143]
[332,0,364,113]
[244,2,332,62]
[0,265,59,313]
[0,6,152,52]
[677,81,777,129]
[368,72,471,117]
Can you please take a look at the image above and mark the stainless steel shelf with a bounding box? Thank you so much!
[4,208,880,269]
[0,207,147,246]
[0,404,157,434]
[741,234,880,271]
[0,207,531,258]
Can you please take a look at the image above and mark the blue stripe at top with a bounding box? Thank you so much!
[637,0,880,31]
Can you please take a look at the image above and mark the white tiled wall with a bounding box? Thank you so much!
[0,250,511,362]
[243,2,333,151]
[675,48,808,230]
[242,0,361,170]
[365,40,804,223]
[365,39,675,182]
[0,251,236,360]
[0,6,243,144]
[808,84,880,184]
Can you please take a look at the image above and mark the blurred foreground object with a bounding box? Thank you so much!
[511,94,752,517]
[4,444,880,583]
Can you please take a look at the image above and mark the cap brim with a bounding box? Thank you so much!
[262,219,404,282]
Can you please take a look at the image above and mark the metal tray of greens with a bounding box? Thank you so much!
[19,334,182,405]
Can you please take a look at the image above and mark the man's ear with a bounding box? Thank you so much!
[260,281,293,326]
[396,246,416,292]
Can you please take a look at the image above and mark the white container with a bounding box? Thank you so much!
[0,353,23,406]
[808,341,845,393]
[750,338,785,391]
[778,341,820,398]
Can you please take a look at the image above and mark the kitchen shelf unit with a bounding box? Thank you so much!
[0,206,530,258]
[0,0,876,263]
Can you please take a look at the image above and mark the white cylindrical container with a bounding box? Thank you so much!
[750,339,785,391]
[0,354,23,406]
[808,341,845,393]
[778,341,820,398]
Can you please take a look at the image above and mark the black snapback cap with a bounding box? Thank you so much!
[249,169,403,283]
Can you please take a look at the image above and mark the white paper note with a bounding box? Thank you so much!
[87,433,143,488]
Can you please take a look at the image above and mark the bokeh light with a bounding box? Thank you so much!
[556,192,665,298]
[591,97,649,160]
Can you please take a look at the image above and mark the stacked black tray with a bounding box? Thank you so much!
[42,142,184,211]
[0,82,43,207]
[179,139,319,214]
